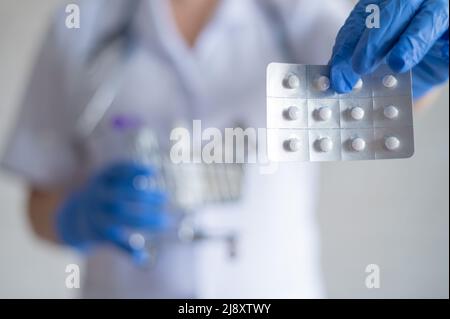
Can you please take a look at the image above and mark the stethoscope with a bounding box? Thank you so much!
[72,1,240,265]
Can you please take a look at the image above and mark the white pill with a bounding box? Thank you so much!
[385,136,401,151]
[315,76,330,92]
[286,138,302,152]
[351,137,366,152]
[286,106,301,120]
[318,107,332,121]
[382,75,398,88]
[350,107,365,121]
[319,137,333,153]
[284,73,300,89]
[384,105,399,119]
[353,79,364,90]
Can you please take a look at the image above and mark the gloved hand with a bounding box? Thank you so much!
[330,0,449,99]
[55,163,169,264]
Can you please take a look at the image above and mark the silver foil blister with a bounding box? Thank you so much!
[267,63,415,162]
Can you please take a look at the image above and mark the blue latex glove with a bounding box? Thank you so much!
[330,0,449,99]
[56,163,169,264]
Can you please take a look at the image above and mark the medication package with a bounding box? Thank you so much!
[266,63,414,162]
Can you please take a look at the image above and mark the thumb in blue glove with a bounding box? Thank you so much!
[55,163,170,265]
[330,0,449,99]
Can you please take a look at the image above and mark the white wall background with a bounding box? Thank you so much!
[0,0,448,298]
[0,0,81,299]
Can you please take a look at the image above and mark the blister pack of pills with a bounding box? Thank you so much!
[266,63,414,162]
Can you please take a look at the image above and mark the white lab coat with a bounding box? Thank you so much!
[1,0,350,298]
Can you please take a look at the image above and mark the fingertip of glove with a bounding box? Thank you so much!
[159,212,176,230]
[125,162,155,177]
[146,191,169,205]
[330,65,354,94]
[351,57,371,76]
[132,250,151,267]
[387,53,408,73]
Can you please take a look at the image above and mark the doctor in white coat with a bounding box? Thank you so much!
[2,0,351,298]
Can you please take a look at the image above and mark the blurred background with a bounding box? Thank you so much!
[0,0,448,298]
